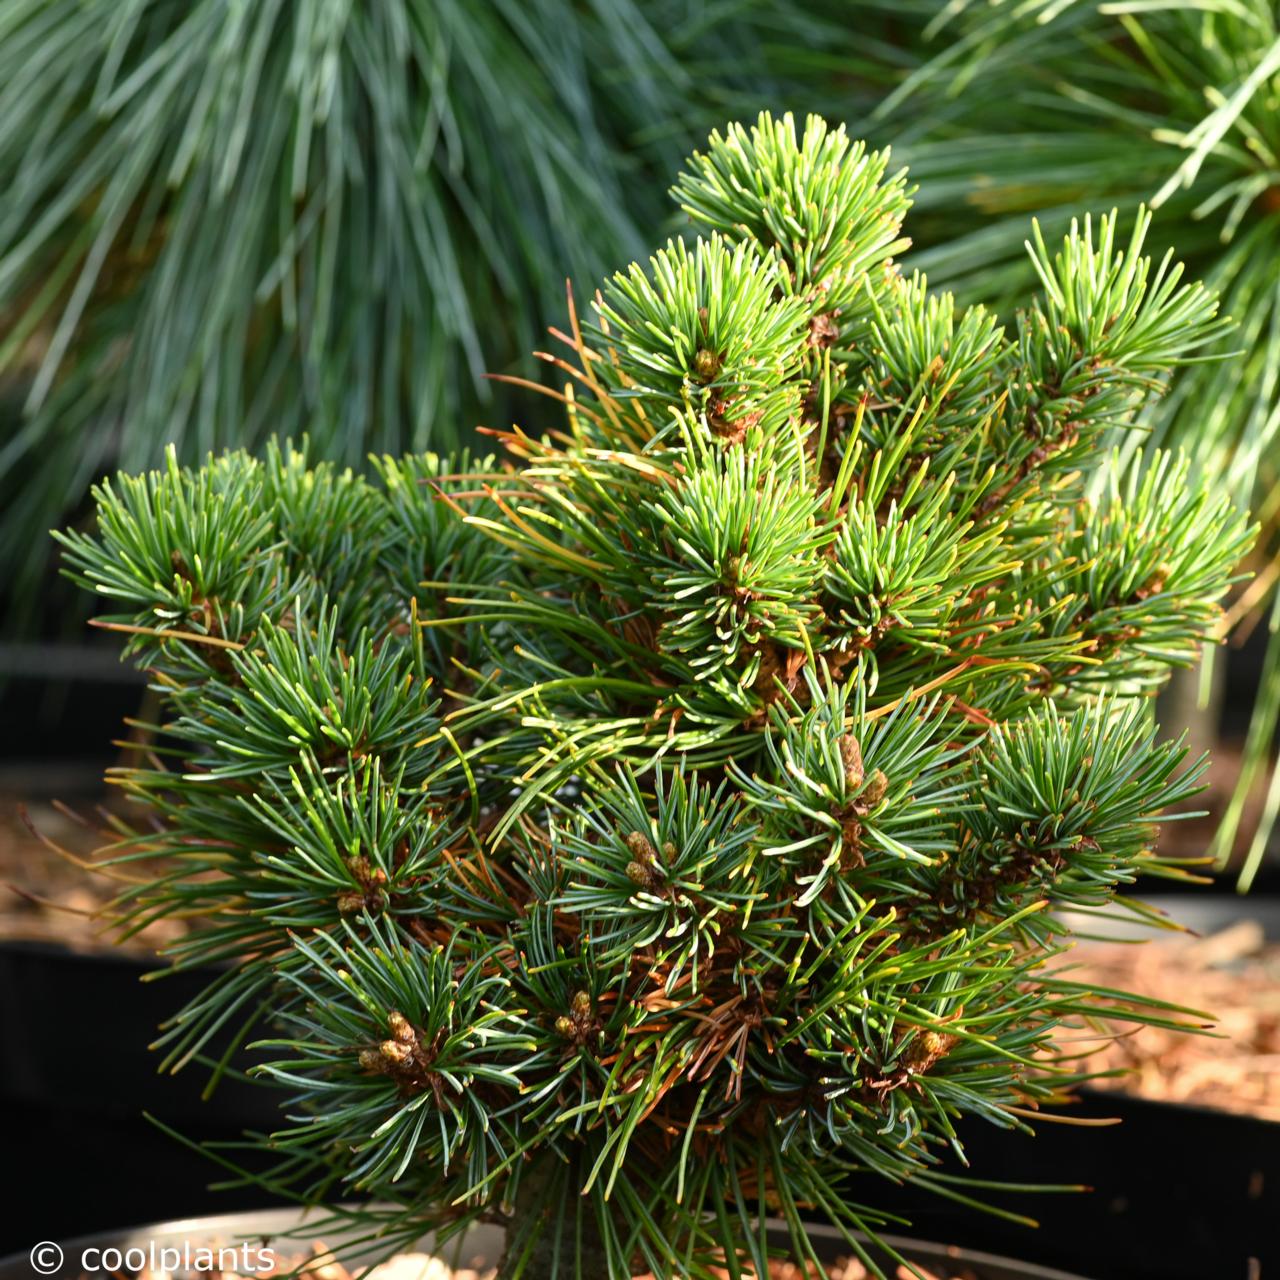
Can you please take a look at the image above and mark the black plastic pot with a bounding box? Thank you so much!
[887,1087,1277,1280]
[0,941,284,1253]
[885,894,1280,1280]
[0,1208,1092,1280]
[0,636,146,798]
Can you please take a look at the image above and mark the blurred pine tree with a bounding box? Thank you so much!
[0,0,916,622]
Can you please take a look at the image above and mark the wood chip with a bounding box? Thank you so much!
[1069,923,1280,1121]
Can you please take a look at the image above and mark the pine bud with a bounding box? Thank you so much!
[554,1015,575,1038]
[627,860,659,888]
[920,1031,948,1057]
[906,1029,957,1072]
[571,990,592,1016]
[625,830,662,888]
[808,311,840,349]
[693,348,722,381]
[1136,563,1171,599]
[387,1011,416,1043]
[380,1039,412,1064]
[862,768,888,807]
[625,830,657,862]
[838,734,865,791]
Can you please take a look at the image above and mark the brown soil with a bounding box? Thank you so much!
[1068,920,1280,1121]
[0,792,189,952]
[167,1248,979,1280]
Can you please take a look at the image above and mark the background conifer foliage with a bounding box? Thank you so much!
[882,0,1280,884]
[58,115,1253,1279]
[0,0,869,617]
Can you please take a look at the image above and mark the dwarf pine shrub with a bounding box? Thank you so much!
[58,113,1254,1279]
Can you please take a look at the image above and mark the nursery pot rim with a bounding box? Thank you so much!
[0,1205,1094,1280]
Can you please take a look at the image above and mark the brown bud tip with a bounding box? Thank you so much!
[387,1011,416,1043]
[357,1048,384,1073]
[862,768,889,807]
[838,734,864,791]
[808,311,840,349]
[554,1015,575,1038]
[625,830,657,863]
[662,842,677,862]
[693,347,722,381]
[626,860,657,888]
[380,1040,412,1064]
[708,406,758,444]
[571,990,592,1016]
[336,891,366,916]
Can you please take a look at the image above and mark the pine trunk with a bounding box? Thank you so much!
[495,1156,616,1280]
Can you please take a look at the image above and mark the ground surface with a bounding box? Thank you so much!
[122,1247,1007,1280]
[1069,920,1280,1121]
